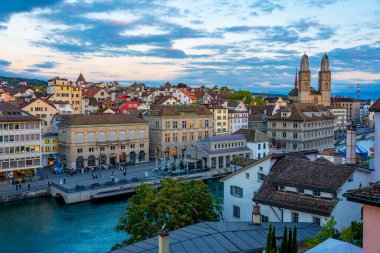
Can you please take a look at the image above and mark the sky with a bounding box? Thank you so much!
[0,0,380,96]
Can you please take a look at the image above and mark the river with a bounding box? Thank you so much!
[0,178,223,253]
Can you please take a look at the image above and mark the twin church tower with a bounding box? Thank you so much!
[288,53,331,107]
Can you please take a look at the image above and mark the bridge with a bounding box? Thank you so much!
[49,169,228,204]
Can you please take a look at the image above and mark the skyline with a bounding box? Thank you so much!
[0,0,380,94]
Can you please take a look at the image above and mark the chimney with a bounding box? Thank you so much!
[158,226,169,253]
[252,202,261,225]
[111,92,116,101]
[346,123,357,165]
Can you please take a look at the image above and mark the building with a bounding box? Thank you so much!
[246,104,277,134]
[172,88,196,104]
[232,129,270,159]
[227,100,248,134]
[288,53,331,106]
[151,95,181,106]
[264,96,287,107]
[344,183,380,253]
[143,105,213,159]
[331,97,361,125]
[268,102,335,153]
[52,101,75,115]
[47,77,82,114]
[208,104,229,135]
[0,102,42,180]
[41,132,58,166]
[253,156,371,229]
[185,134,252,170]
[329,106,347,130]
[114,221,321,253]
[57,114,149,170]
[369,99,380,182]
[20,98,59,133]
[221,150,319,222]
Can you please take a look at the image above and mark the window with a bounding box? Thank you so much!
[283,123,287,128]
[130,144,135,149]
[109,131,116,141]
[173,133,178,142]
[272,123,276,128]
[198,131,202,140]
[182,121,187,128]
[139,131,145,139]
[298,188,304,194]
[258,143,261,150]
[261,215,269,222]
[282,132,287,138]
[140,143,144,148]
[205,131,209,138]
[189,120,194,128]
[313,217,321,226]
[76,134,83,143]
[263,143,266,149]
[279,185,285,191]
[89,147,94,152]
[233,205,240,219]
[258,153,261,159]
[165,121,170,129]
[119,131,126,140]
[230,186,243,198]
[313,190,321,197]
[100,147,105,151]
[155,121,159,129]
[182,132,187,141]
[293,133,298,139]
[190,132,194,141]
[258,173,265,182]
[205,120,209,127]
[246,173,250,179]
[98,132,105,142]
[173,121,178,129]
[292,212,299,223]
[121,145,125,149]
[130,131,135,139]
[77,148,83,153]
[165,133,170,143]
[110,146,116,150]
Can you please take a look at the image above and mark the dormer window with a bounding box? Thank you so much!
[313,190,320,197]
[279,185,285,191]
[297,188,304,194]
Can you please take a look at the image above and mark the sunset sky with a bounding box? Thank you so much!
[0,0,379,95]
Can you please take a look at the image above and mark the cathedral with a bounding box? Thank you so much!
[288,53,331,106]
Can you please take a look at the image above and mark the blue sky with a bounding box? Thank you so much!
[0,0,379,96]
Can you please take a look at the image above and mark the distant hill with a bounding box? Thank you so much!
[0,75,47,87]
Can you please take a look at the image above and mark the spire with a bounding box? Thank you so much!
[300,53,309,71]
[321,52,329,71]
[294,66,298,89]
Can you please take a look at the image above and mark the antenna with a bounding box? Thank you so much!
[357,83,360,100]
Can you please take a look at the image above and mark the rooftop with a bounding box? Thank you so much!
[369,99,380,112]
[58,114,147,126]
[147,105,212,117]
[344,182,380,207]
[0,102,41,122]
[232,129,270,143]
[113,222,321,253]
[268,102,334,122]
[230,157,257,167]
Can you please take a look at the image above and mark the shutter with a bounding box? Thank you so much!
[240,188,243,198]
[230,186,233,195]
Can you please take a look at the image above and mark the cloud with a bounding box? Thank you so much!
[249,0,285,14]
[146,48,187,59]
[24,68,40,73]
[32,61,58,68]
[305,0,339,8]
[0,60,11,67]
[0,0,61,21]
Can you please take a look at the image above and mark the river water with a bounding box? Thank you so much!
[0,178,223,253]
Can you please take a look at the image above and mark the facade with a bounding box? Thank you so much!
[253,156,370,229]
[344,183,380,253]
[186,134,252,169]
[369,99,380,182]
[227,100,248,134]
[41,133,58,166]
[53,101,75,115]
[0,102,42,180]
[330,106,347,130]
[47,77,82,114]
[288,53,331,106]
[209,105,229,135]
[268,102,335,153]
[20,98,59,133]
[172,88,196,104]
[232,129,270,159]
[143,105,213,159]
[57,114,149,170]
[331,97,361,125]
[152,95,181,106]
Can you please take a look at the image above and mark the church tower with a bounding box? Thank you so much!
[318,53,331,106]
[298,54,311,103]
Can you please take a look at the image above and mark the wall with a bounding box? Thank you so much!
[363,205,380,253]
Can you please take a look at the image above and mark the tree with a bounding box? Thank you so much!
[280,226,287,253]
[342,221,363,247]
[227,90,253,104]
[177,83,187,88]
[252,97,266,105]
[219,86,230,93]
[266,223,273,253]
[292,226,297,253]
[287,227,293,253]
[113,178,223,250]
[271,225,277,252]
[304,217,340,248]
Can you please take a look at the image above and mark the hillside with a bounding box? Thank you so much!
[0,75,47,87]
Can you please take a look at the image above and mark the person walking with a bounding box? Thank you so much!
[28,184,31,191]
[19,183,22,189]
[16,185,18,191]
[63,178,66,184]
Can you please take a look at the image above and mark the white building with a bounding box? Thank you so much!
[227,100,248,134]
[221,151,318,222]
[172,88,195,104]
[52,101,75,115]
[232,129,270,159]
[0,102,43,180]
[369,100,380,182]
[253,156,371,230]
[330,106,347,130]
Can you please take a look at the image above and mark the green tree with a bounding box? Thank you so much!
[113,178,223,250]
[211,85,219,92]
[304,217,340,248]
[292,226,297,253]
[342,221,363,247]
[177,83,187,88]
[287,228,293,253]
[271,225,277,252]
[219,86,230,93]
[266,223,273,253]
[252,97,266,105]
[227,90,253,103]
[280,226,287,253]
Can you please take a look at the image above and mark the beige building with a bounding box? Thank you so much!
[208,103,229,135]
[143,105,213,159]
[331,97,361,125]
[47,77,82,114]
[20,98,59,133]
[57,114,149,170]
[268,102,335,153]
[0,102,42,180]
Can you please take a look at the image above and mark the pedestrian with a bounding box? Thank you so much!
[28,184,31,191]
[112,169,114,175]
[63,178,66,184]
[19,184,22,189]
[16,185,18,191]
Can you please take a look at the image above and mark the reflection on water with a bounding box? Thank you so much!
[0,178,223,253]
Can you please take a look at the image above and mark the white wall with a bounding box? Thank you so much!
[248,141,269,159]
[223,158,271,221]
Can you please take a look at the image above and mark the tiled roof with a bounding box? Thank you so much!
[369,99,380,112]
[0,102,41,122]
[331,97,358,103]
[113,222,321,253]
[232,129,270,143]
[76,73,86,83]
[152,95,181,105]
[58,114,147,126]
[268,102,335,122]
[253,156,358,216]
[230,157,257,167]
[82,87,103,98]
[246,105,275,116]
[344,182,380,207]
[147,105,212,116]
[200,134,245,143]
